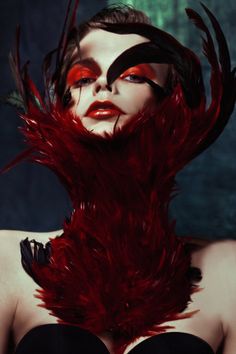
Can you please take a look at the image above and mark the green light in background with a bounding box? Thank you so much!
[107,0,236,64]
[107,0,192,45]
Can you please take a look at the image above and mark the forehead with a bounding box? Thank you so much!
[79,29,149,61]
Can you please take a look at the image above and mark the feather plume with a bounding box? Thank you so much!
[8,27,27,110]
[3,3,235,354]
[19,96,199,353]
[102,21,204,109]
[0,90,25,111]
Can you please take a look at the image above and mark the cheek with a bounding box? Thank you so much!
[117,82,156,113]
[69,83,157,118]
[70,87,94,115]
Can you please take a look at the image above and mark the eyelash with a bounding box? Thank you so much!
[71,74,146,88]
[123,74,146,83]
[73,78,96,87]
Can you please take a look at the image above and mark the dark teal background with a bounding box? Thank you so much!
[0,0,235,239]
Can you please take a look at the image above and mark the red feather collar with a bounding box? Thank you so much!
[4,3,236,353]
[19,95,203,353]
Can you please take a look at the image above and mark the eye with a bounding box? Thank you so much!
[122,74,146,83]
[119,64,156,84]
[73,77,95,87]
[67,64,98,88]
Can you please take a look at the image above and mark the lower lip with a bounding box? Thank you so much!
[87,109,123,119]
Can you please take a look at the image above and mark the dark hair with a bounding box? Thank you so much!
[78,4,151,40]
[58,4,152,100]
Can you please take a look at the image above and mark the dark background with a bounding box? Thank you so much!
[0,0,235,239]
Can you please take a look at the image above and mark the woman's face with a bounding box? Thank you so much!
[67,29,169,135]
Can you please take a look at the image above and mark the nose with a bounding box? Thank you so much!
[92,76,116,95]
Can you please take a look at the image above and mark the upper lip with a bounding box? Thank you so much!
[86,100,124,116]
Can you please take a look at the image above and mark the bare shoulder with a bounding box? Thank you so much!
[0,229,62,353]
[0,228,62,278]
[0,228,62,291]
[180,238,236,312]
[189,238,236,354]
[190,238,236,272]
[0,228,62,277]
[0,227,61,265]
[187,238,236,292]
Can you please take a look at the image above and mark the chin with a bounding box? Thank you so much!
[89,126,115,136]
[82,115,131,135]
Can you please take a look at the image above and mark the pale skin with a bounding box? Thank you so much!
[0,30,235,354]
[69,29,169,135]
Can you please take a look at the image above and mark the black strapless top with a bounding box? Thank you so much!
[15,324,215,354]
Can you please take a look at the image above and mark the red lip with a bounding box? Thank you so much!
[86,100,125,119]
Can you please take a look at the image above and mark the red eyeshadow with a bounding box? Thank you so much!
[66,64,98,86]
[120,64,156,81]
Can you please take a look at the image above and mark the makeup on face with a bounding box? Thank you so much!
[66,61,159,120]
[120,63,157,82]
[66,30,170,135]
[66,60,101,87]
[66,62,158,88]
[85,100,125,119]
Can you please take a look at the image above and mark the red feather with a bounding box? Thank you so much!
[18,93,209,353]
[4,3,236,354]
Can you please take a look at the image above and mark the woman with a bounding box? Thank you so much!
[0,1,236,354]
